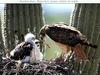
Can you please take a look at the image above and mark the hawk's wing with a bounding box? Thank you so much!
[40,24,97,48]
[46,25,81,46]
[39,24,97,61]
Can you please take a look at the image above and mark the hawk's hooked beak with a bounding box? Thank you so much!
[39,25,51,53]
[39,25,49,41]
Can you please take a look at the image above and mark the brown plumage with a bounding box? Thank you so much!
[39,23,97,61]
[72,44,87,60]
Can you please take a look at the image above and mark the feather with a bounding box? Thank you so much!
[39,23,97,61]
[72,44,88,61]
[40,24,97,48]
[56,42,71,55]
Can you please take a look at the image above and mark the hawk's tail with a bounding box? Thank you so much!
[82,42,97,48]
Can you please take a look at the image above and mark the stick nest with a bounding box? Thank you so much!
[0,56,80,75]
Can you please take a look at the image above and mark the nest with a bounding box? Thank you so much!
[0,55,81,75]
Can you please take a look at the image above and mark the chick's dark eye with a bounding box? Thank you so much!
[35,42,39,44]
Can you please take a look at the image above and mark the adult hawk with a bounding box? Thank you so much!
[39,23,97,61]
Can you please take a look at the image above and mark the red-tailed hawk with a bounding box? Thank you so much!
[10,33,43,68]
[39,23,97,61]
